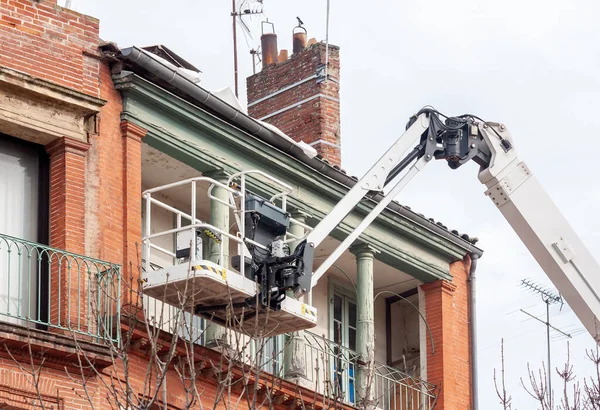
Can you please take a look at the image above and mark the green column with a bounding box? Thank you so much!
[284,211,309,381]
[350,243,379,408]
[204,171,230,348]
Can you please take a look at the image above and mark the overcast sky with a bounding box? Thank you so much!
[64,0,600,407]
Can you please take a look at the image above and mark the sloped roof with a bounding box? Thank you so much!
[107,44,483,255]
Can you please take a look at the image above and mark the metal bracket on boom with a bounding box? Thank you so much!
[265,104,600,343]
[302,108,511,290]
[306,113,433,288]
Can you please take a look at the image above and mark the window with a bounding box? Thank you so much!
[330,284,357,404]
[0,133,49,326]
[258,334,284,376]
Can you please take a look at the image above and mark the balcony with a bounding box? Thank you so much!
[0,233,121,344]
[297,331,436,410]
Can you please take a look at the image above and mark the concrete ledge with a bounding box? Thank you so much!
[0,322,114,371]
[0,66,106,145]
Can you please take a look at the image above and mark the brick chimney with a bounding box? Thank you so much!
[246,42,341,167]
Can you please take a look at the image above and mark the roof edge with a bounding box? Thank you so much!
[115,45,483,258]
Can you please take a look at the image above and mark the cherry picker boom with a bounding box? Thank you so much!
[142,107,600,341]
[298,107,600,342]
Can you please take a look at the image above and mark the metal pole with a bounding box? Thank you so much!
[325,0,330,78]
[546,300,552,406]
[232,0,239,97]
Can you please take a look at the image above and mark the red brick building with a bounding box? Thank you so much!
[0,1,482,409]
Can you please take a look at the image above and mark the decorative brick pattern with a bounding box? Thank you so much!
[421,256,473,410]
[0,0,100,97]
[247,43,342,166]
[0,383,64,409]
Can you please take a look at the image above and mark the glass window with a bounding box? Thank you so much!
[0,134,48,326]
[330,286,357,404]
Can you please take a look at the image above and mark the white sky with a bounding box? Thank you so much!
[64,0,600,407]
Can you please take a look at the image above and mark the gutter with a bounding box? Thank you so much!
[118,46,483,258]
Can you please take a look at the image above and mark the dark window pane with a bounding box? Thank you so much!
[349,328,356,351]
[334,295,342,321]
[349,302,357,327]
[334,320,342,343]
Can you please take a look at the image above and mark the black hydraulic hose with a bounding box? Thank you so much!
[384,142,426,186]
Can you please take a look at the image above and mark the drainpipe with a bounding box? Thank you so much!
[468,253,480,410]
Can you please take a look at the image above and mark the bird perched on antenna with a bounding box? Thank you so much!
[296,16,304,26]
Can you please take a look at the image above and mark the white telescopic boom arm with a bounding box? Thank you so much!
[307,113,431,287]
[304,108,600,342]
[478,122,600,341]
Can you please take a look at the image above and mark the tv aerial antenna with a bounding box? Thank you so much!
[250,46,261,75]
[231,0,263,97]
[519,278,572,405]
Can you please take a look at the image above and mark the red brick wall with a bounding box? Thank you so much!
[88,62,126,264]
[0,0,143,272]
[421,256,472,410]
[0,2,273,409]
[246,43,342,166]
[121,121,146,293]
[0,354,233,409]
[45,137,91,328]
[0,0,100,97]
[0,349,347,410]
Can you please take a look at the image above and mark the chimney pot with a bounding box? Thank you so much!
[292,26,307,54]
[260,22,278,68]
[278,49,289,62]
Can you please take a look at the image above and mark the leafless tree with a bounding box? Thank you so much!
[1,248,314,410]
[494,340,600,410]
[494,338,513,410]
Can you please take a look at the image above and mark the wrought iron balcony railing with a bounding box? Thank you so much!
[0,233,120,343]
[301,331,436,410]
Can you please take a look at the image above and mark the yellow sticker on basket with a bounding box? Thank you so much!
[193,265,226,280]
[301,304,317,318]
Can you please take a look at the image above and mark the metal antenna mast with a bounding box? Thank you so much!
[231,0,263,97]
[520,279,571,406]
[231,0,238,97]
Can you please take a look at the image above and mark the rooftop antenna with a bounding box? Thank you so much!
[324,0,330,78]
[249,46,261,75]
[231,0,263,97]
[520,279,571,405]
[65,0,72,8]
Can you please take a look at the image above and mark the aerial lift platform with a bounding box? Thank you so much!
[142,171,317,337]
[143,107,600,345]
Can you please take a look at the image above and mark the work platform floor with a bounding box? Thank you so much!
[142,261,317,336]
